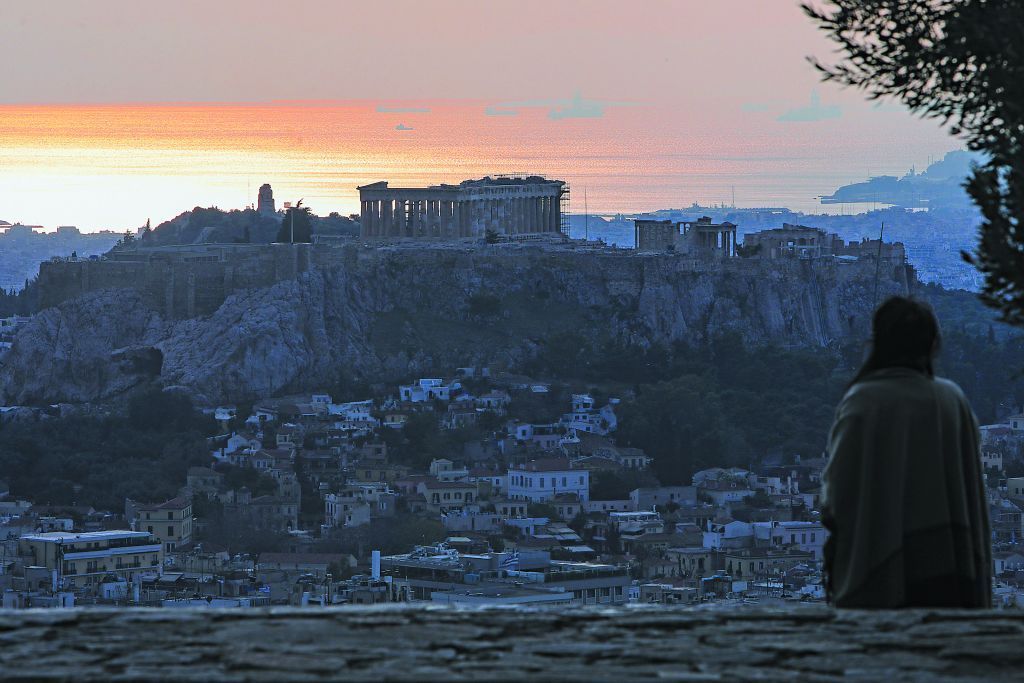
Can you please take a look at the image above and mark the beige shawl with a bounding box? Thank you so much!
[822,368,991,608]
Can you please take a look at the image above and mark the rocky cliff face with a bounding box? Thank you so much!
[0,247,913,406]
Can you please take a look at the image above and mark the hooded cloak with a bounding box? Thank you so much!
[822,367,991,608]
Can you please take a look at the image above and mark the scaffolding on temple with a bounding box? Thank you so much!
[560,182,571,238]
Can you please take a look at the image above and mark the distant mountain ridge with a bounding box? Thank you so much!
[820,150,984,209]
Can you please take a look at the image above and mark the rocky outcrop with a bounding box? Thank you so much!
[0,247,913,406]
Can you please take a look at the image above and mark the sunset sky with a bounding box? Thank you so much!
[0,1,960,231]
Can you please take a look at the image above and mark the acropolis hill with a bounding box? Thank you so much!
[4,235,914,406]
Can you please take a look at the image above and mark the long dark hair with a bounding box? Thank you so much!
[850,296,941,387]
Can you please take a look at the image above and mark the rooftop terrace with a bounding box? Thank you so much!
[1,605,1022,681]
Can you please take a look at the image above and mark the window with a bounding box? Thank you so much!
[562,477,567,487]
[167,511,174,520]
[168,526,174,537]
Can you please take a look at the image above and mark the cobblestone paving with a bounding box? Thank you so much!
[2,604,1023,681]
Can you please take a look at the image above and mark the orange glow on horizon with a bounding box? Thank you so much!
[0,102,957,232]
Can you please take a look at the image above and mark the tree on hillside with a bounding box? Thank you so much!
[276,203,313,243]
[804,0,1024,324]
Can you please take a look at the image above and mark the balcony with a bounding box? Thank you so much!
[0,605,1020,680]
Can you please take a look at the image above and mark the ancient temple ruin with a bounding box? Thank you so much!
[633,216,738,256]
[358,176,567,239]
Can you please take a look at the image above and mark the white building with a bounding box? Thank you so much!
[507,458,589,502]
[399,379,451,402]
[324,483,396,528]
[702,520,753,550]
[752,521,827,560]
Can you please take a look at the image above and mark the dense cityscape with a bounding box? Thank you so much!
[2,174,1022,613]
[4,0,1024,679]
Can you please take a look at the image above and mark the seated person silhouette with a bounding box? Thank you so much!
[822,297,991,608]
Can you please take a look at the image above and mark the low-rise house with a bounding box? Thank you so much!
[310,394,333,413]
[507,422,564,450]
[492,498,528,518]
[186,467,224,497]
[429,459,470,482]
[982,449,1004,473]
[224,490,299,532]
[216,432,261,460]
[276,424,302,448]
[584,499,634,513]
[700,479,755,505]
[550,493,583,521]
[399,378,451,403]
[419,480,478,513]
[474,390,511,413]
[722,547,815,580]
[507,458,590,502]
[383,412,410,429]
[752,520,827,560]
[444,406,479,430]
[442,510,504,534]
[631,486,697,511]
[467,467,505,496]
[666,547,717,577]
[214,405,237,424]
[639,580,700,604]
[609,511,665,538]
[129,497,193,554]
[703,520,754,550]
[994,551,1024,575]
[19,530,163,589]
[324,483,396,528]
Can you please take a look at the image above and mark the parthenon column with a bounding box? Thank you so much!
[365,201,374,237]
[549,195,560,232]
[381,199,392,237]
[446,200,456,238]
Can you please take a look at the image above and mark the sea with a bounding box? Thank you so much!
[0,101,958,232]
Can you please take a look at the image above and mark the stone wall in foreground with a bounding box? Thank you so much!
[1,605,1022,681]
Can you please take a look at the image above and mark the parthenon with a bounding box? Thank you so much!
[358,176,566,239]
